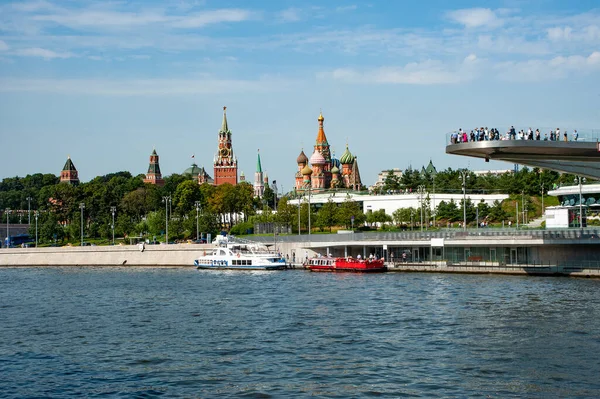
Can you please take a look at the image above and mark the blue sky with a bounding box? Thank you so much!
[0,0,599,188]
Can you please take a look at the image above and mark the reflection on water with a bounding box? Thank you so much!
[1,268,599,398]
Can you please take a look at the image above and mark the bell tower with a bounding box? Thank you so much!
[213,106,238,186]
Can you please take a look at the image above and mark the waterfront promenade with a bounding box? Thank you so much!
[2,229,600,277]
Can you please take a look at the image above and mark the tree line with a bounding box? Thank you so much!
[0,165,576,244]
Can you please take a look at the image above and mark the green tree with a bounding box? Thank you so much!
[315,199,337,232]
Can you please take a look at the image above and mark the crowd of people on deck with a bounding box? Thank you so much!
[449,127,579,144]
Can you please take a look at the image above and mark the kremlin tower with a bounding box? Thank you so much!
[213,106,238,186]
[254,150,264,197]
[60,156,80,185]
[143,149,164,186]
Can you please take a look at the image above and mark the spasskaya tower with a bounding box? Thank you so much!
[213,106,238,186]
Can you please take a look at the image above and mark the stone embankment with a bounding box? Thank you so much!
[388,262,600,278]
[0,244,214,267]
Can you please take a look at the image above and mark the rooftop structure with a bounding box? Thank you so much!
[60,156,79,185]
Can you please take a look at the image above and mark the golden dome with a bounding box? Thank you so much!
[301,164,313,175]
[317,112,324,122]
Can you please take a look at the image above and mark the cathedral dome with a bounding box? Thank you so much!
[339,145,354,164]
[183,163,202,177]
[309,150,326,165]
[331,165,340,174]
[296,150,308,164]
[318,112,324,122]
[301,164,313,175]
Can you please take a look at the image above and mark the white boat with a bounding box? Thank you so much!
[194,246,288,270]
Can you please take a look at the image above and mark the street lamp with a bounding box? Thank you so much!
[162,196,171,244]
[541,181,545,216]
[417,185,425,232]
[4,208,11,248]
[297,195,301,235]
[26,196,32,225]
[195,201,201,241]
[575,176,586,228]
[110,206,116,245]
[460,170,467,231]
[34,210,39,247]
[307,186,312,236]
[79,203,85,246]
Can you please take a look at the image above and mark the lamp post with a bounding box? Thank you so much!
[79,203,85,246]
[5,208,11,248]
[26,196,32,225]
[195,201,201,241]
[110,206,116,245]
[575,176,586,228]
[432,178,436,228]
[541,182,545,216]
[298,195,301,235]
[162,196,171,244]
[307,187,312,236]
[34,210,39,247]
[460,170,467,231]
[418,185,425,232]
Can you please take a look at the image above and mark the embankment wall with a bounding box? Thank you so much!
[0,244,214,267]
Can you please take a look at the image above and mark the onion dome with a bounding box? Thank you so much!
[296,150,308,164]
[331,165,340,174]
[339,145,354,164]
[331,151,340,169]
[318,112,324,122]
[309,150,326,165]
[301,164,313,175]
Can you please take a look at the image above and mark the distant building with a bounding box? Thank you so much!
[472,169,513,176]
[213,106,238,186]
[60,156,79,185]
[372,168,403,190]
[295,112,362,192]
[420,160,437,177]
[143,149,164,186]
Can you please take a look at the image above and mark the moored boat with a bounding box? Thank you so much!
[306,257,387,273]
[194,246,287,270]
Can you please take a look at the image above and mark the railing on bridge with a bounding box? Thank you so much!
[445,128,600,146]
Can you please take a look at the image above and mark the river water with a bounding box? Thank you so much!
[1,267,599,398]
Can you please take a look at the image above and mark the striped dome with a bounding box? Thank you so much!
[309,150,326,165]
[331,165,340,174]
[339,145,354,164]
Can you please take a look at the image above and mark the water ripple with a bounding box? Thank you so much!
[0,268,599,397]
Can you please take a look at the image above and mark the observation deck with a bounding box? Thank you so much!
[445,129,600,179]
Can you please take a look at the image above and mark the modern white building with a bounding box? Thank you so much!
[288,191,508,215]
[546,183,600,228]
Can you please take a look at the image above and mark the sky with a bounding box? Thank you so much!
[0,0,599,189]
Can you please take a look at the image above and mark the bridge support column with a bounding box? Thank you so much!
[344,245,347,257]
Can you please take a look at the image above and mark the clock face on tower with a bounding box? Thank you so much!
[220,148,230,157]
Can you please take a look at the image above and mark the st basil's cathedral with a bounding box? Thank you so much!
[295,112,362,193]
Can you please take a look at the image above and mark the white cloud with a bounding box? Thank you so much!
[30,7,255,30]
[325,59,475,85]
[0,76,294,95]
[174,9,255,28]
[446,8,503,29]
[278,8,302,22]
[547,26,573,41]
[495,51,600,81]
[16,47,73,59]
[0,40,9,51]
[336,5,357,12]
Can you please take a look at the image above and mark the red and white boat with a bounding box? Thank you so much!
[306,257,387,273]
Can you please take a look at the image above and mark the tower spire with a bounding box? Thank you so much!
[221,106,229,133]
[256,149,263,173]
